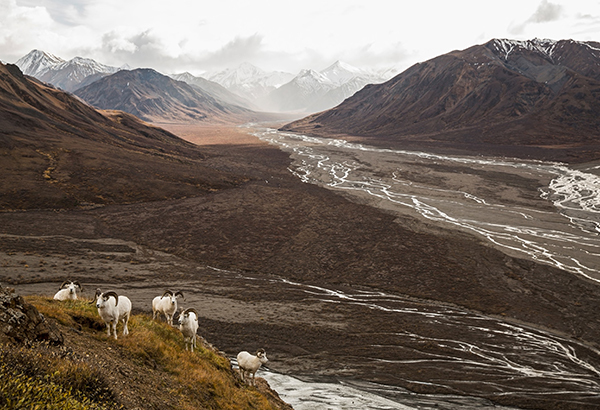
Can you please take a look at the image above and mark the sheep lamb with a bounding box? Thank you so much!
[92,289,132,340]
[178,307,199,352]
[152,290,184,325]
[237,349,268,386]
[53,281,82,301]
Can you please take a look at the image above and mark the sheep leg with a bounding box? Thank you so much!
[122,313,130,336]
[111,321,118,340]
[166,313,173,326]
[239,367,246,383]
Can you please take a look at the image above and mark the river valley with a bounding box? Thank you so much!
[3,125,600,409]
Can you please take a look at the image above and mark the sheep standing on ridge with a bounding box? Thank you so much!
[237,349,268,386]
[53,281,82,300]
[92,289,132,340]
[152,290,184,325]
[178,307,199,352]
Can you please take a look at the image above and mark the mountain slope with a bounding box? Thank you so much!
[283,39,600,162]
[74,68,264,124]
[0,63,243,209]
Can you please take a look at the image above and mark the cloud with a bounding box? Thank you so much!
[99,29,171,68]
[200,34,265,69]
[15,0,92,26]
[529,0,563,23]
[345,43,415,71]
[509,0,564,34]
[0,0,58,62]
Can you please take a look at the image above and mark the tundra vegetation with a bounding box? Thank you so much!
[0,295,289,410]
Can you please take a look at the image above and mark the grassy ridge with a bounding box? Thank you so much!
[0,296,286,410]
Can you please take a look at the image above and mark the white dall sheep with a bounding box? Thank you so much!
[53,281,82,301]
[178,307,199,352]
[152,290,184,325]
[92,289,132,340]
[237,349,268,386]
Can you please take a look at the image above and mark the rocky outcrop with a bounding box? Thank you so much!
[0,286,63,345]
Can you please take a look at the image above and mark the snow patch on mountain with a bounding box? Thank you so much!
[491,38,560,60]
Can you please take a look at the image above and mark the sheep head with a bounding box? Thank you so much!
[256,349,268,363]
[93,290,119,308]
[179,307,199,323]
[60,281,82,293]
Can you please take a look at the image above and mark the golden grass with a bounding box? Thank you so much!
[15,296,279,410]
[0,345,119,410]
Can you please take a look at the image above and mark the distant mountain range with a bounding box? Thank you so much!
[283,38,600,163]
[13,50,393,116]
[10,39,600,162]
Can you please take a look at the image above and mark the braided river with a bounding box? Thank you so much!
[247,126,600,408]
[252,127,600,283]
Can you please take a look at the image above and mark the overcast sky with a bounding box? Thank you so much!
[1,0,599,76]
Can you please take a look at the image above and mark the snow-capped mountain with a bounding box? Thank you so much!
[320,60,367,85]
[16,49,65,78]
[15,50,121,91]
[261,62,392,113]
[42,57,120,92]
[207,62,294,102]
[170,72,257,110]
[262,69,337,112]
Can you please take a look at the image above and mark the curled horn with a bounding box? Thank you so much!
[102,291,119,306]
[59,281,70,290]
[182,307,198,319]
[174,291,185,300]
[90,288,102,304]
[73,281,82,291]
[162,290,174,298]
[256,348,266,356]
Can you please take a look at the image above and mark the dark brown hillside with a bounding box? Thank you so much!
[282,39,600,163]
[0,63,244,210]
